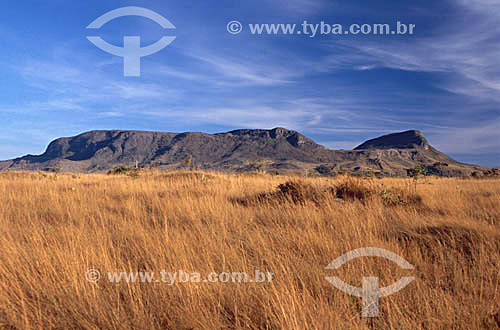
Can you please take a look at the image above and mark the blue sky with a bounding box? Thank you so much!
[0,0,499,167]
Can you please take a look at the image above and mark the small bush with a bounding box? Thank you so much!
[333,176,376,202]
[235,177,423,208]
[380,188,423,207]
[108,165,139,177]
[234,180,324,206]
[276,181,322,204]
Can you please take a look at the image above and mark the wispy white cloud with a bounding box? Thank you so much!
[186,53,296,86]
[427,117,500,154]
[97,111,124,118]
[17,57,182,113]
[265,0,327,15]
[145,104,324,130]
[320,140,359,150]
[331,0,500,101]
[157,65,210,82]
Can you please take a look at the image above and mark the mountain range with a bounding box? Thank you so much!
[0,128,486,176]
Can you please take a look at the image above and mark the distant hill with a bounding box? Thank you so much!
[354,130,429,150]
[0,128,486,176]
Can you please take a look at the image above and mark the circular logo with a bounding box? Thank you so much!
[86,269,101,283]
[227,21,243,34]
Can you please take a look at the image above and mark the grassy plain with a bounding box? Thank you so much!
[0,170,499,329]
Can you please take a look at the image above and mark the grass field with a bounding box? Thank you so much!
[0,170,499,329]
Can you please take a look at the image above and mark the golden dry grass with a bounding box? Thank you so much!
[0,170,499,329]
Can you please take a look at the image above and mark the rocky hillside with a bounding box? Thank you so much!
[355,130,430,150]
[0,128,486,176]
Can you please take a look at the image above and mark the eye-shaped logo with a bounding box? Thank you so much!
[86,6,176,77]
[325,247,414,317]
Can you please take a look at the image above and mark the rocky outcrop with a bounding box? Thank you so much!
[354,130,430,150]
[0,128,486,176]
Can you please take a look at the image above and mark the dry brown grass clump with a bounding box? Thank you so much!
[160,171,216,181]
[332,176,377,202]
[0,170,499,329]
[234,180,325,206]
[236,176,423,209]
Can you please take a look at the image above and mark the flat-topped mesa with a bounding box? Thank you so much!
[0,127,483,176]
[224,127,320,148]
[354,130,430,150]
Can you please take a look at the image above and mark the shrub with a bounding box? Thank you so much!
[406,166,427,192]
[107,165,139,177]
[234,180,324,206]
[276,181,320,204]
[380,188,423,207]
[333,176,376,202]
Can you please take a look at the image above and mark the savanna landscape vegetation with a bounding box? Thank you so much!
[0,170,499,329]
